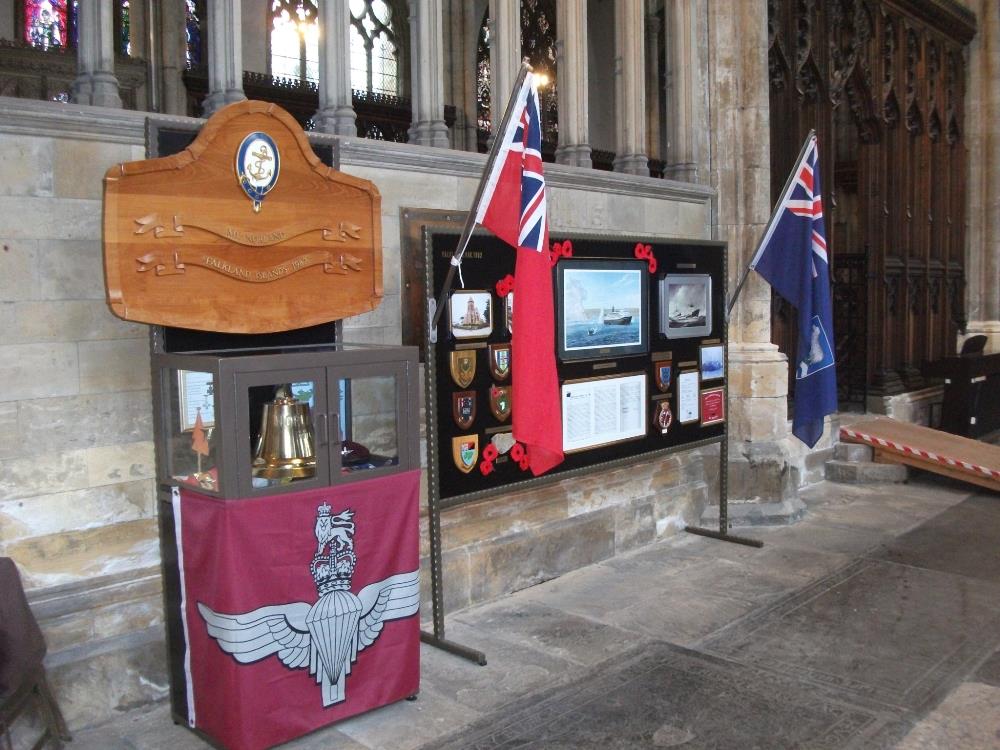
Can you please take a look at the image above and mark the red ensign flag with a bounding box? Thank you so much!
[475,74,563,476]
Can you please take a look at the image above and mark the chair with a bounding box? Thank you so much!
[0,558,70,750]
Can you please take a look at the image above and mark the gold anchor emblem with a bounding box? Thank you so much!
[247,144,273,181]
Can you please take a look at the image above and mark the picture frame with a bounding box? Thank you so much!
[700,386,726,426]
[505,291,514,335]
[677,370,700,424]
[561,372,647,452]
[556,258,649,361]
[699,343,725,381]
[177,370,216,431]
[449,289,493,340]
[660,274,713,339]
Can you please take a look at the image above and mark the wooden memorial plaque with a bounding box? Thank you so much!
[103,100,382,333]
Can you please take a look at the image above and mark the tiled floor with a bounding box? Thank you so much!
[64,474,1000,749]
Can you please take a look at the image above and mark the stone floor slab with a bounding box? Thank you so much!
[452,599,646,668]
[895,681,1000,750]
[418,619,587,711]
[699,558,1000,713]
[875,494,1000,583]
[426,642,909,750]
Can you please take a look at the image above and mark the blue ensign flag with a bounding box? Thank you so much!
[750,134,837,447]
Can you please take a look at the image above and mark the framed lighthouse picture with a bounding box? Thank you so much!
[556,258,649,362]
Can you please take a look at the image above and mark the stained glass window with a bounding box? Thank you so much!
[120,0,130,56]
[185,0,203,68]
[349,0,399,95]
[270,0,319,83]
[24,0,68,50]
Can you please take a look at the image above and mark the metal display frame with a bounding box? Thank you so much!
[418,230,760,667]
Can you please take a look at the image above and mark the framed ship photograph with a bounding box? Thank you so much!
[660,274,712,339]
[556,259,649,361]
[699,343,725,381]
[449,289,493,340]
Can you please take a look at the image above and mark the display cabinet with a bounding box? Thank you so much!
[151,342,420,498]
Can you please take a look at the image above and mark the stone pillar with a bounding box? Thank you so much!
[644,12,660,162]
[554,0,591,168]
[612,0,648,175]
[963,0,1000,352]
[202,0,245,116]
[489,0,521,134]
[407,0,450,147]
[71,0,122,108]
[158,0,189,116]
[708,0,802,517]
[663,0,710,182]
[313,0,357,135]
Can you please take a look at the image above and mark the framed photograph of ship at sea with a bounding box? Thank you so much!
[556,259,649,362]
[660,274,713,339]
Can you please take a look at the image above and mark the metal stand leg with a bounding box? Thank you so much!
[419,489,487,665]
[683,436,763,548]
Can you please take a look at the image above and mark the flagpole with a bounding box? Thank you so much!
[725,129,816,320]
[428,58,534,333]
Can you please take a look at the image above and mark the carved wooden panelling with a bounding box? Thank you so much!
[767,0,974,398]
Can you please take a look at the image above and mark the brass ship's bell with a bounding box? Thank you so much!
[252,386,317,479]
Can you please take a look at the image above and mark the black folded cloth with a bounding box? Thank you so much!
[0,558,46,699]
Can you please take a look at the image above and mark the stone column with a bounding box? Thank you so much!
[963,0,1000,351]
[662,0,710,182]
[644,11,660,162]
[612,0,648,175]
[158,0,189,116]
[708,0,801,518]
[554,0,591,167]
[202,0,245,116]
[407,0,450,147]
[71,0,122,108]
[313,0,357,135]
[489,0,521,134]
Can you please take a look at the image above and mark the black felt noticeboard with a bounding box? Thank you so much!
[425,230,727,505]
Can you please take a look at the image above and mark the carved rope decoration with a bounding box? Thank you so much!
[133,213,363,246]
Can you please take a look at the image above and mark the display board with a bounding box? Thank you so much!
[426,231,727,504]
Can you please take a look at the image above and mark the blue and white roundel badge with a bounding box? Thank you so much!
[236,132,280,212]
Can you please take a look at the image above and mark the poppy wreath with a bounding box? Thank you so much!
[550,239,574,267]
[495,274,515,298]
[634,242,657,273]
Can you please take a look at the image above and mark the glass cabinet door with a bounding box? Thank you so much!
[333,364,407,480]
[235,368,330,496]
[165,367,221,494]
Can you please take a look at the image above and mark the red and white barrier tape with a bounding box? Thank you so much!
[839,426,1000,480]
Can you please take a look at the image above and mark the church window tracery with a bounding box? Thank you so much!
[349,0,399,95]
[270,0,320,83]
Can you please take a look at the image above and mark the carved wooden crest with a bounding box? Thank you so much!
[102,100,382,333]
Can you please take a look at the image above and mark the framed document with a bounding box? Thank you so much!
[660,274,712,338]
[561,373,647,452]
[699,343,725,381]
[177,370,216,431]
[677,370,700,424]
[700,387,725,426]
[557,259,649,361]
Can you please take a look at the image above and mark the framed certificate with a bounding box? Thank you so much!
[561,372,647,452]
[177,370,215,431]
[677,370,700,424]
[700,387,726,426]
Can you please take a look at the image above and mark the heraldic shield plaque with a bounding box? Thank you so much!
[102,100,382,333]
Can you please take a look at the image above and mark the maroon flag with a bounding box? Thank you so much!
[474,73,564,476]
[173,471,421,750]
